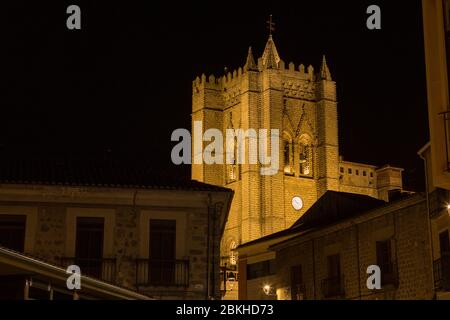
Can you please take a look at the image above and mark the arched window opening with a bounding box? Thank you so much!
[227,137,239,183]
[229,241,237,266]
[284,140,293,175]
[299,143,313,177]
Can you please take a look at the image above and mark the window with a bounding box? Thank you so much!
[439,230,450,290]
[75,217,104,278]
[356,170,359,176]
[363,171,367,176]
[284,140,293,175]
[247,260,276,280]
[327,254,341,279]
[376,240,396,286]
[322,254,343,298]
[229,241,237,266]
[370,172,374,178]
[227,137,239,183]
[440,230,450,255]
[229,164,237,181]
[299,144,313,177]
[290,265,304,300]
[0,215,26,252]
[348,168,352,174]
[150,219,176,285]
[376,240,392,268]
[340,167,344,173]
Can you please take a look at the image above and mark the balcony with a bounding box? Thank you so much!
[291,283,307,300]
[60,257,116,283]
[379,261,399,288]
[434,253,450,291]
[321,276,345,299]
[135,259,189,287]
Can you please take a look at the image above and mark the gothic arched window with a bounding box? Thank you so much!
[298,135,313,177]
[299,144,313,176]
[227,137,239,183]
[283,139,293,175]
[229,241,237,266]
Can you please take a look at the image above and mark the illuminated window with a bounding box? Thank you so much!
[227,137,239,183]
[229,241,237,266]
[284,140,293,175]
[299,144,313,177]
[229,164,237,181]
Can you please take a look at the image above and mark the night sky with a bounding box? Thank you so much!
[2,1,429,190]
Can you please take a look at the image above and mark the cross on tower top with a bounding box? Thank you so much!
[266,14,275,36]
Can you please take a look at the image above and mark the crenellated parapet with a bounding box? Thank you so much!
[193,36,334,104]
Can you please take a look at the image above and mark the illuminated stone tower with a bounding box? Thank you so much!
[191,35,339,260]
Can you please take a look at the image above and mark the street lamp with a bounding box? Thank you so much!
[263,284,272,295]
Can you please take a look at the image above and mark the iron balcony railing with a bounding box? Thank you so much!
[135,259,189,287]
[321,275,345,298]
[60,257,117,283]
[434,252,450,291]
[292,283,307,300]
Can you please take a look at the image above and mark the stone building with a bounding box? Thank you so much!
[191,35,403,273]
[0,160,233,299]
[232,1,450,300]
[421,0,450,300]
[237,191,436,300]
[422,0,450,192]
[339,160,403,202]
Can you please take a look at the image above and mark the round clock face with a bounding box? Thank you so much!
[292,196,303,211]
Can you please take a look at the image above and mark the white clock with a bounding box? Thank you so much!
[292,196,303,211]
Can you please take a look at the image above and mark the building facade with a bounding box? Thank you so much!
[422,0,450,191]
[421,0,450,299]
[270,193,434,300]
[236,189,450,300]
[0,164,233,300]
[191,35,403,269]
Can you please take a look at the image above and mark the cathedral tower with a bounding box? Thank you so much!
[191,36,339,261]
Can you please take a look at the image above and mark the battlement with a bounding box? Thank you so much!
[193,62,326,92]
[193,66,247,89]
[193,36,333,95]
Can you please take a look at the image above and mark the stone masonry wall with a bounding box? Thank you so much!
[274,197,434,300]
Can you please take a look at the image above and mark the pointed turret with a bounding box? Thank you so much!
[244,47,257,71]
[261,35,281,69]
[320,55,332,80]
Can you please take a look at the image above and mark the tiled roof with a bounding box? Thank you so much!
[290,191,385,229]
[238,191,386,249]
[0,157,231,192]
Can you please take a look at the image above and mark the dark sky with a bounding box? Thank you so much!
[2,1,429,190]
